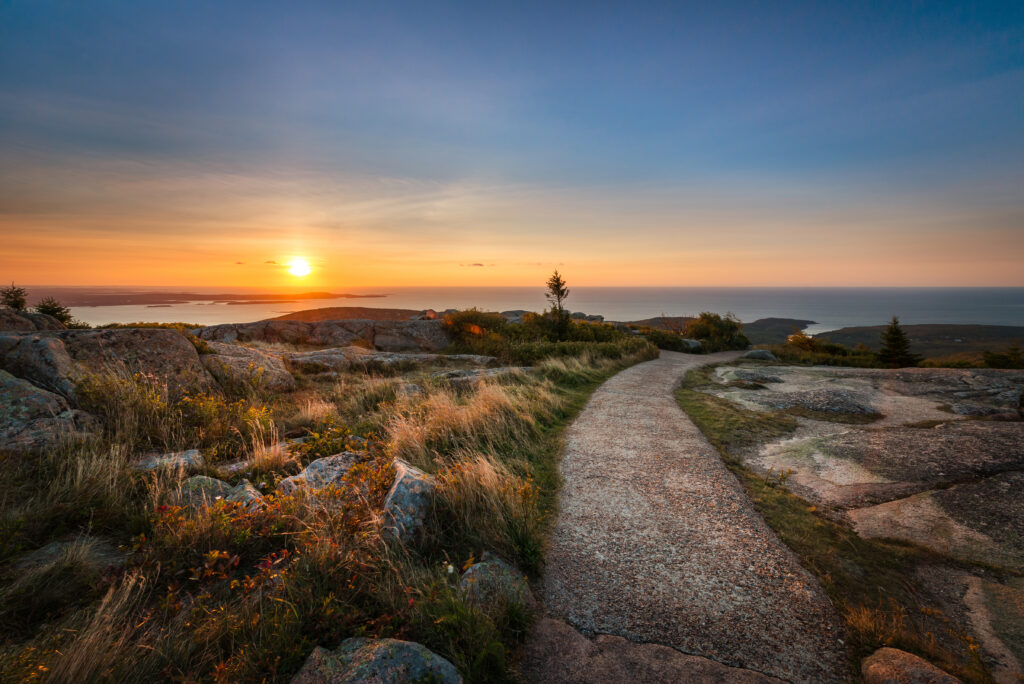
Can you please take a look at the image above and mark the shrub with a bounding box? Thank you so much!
[33,297,73,325]
[683,312,750,352]
[1,283,27,311]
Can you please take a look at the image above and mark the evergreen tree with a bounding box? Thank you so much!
[0,283,28,311]
[545,270,570,340]
[877,316,921,368]
[34,296,73,325]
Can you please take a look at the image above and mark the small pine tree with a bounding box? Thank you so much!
[35,296,73,325]
[545,270,570,340]
[1,283,28,311]
[877,316,921,368]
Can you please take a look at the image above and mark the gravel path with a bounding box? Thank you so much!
[535,351,848,683]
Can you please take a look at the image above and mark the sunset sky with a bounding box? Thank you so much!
[1,1,1022,287]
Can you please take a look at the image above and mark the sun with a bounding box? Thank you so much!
[288,257,312,277]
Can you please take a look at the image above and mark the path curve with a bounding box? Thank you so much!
[529,351,847,682]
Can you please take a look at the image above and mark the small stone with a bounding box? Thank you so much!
[132,448,204,473]
[291,638,461,683]
[460,552,536,611]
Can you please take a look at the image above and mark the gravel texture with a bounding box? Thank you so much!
[538,351,847,683]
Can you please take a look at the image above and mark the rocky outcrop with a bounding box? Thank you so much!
[749,388,877,415]
[0,309,65,332]
[197,319,451,352]
[383,460,436,543]
[743,349,778,361]
[459,552,536,610]
[431,367,530,387]
[522,618,785,684]
[276,453,361,496]
[201,341,295,393]
[570,311,605,323]
[292,638,461,684]
[861,648,961,684]
[0,328,220,403]
[283,348,495,374]
[0,369,93,452]
[132,449,204,473]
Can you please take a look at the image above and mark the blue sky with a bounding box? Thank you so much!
[1,1,1022,286]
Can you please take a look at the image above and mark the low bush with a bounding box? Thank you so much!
[683,312,749,352]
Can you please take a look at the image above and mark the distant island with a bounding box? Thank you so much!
[25,289,387,307]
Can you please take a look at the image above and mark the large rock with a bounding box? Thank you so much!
[292,638,461,684]
[201,341,295,393]
[276,453,360,496]
[197,319,450,352]
[383,459,436,543]
[459,552,535,610]
[861,648,961,684]
[0,309,65,331]
[0,328,220,403]
[0,369,93,452]
[743,349,778,361]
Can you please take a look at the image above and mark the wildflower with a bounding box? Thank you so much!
[446,564,455,575]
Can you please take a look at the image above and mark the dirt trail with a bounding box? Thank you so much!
[528,351,847,683]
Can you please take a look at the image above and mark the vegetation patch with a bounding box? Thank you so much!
[0,327,655,681]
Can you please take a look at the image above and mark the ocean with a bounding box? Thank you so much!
[60,287,1024,335]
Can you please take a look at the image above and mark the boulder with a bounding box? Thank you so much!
[861,648,961,684]
[201,341,295,393]
[0,328,220,403]
[0,333,79,398]
[132,449,204,473]
[292,638,461,684]
[0,309,65,331]
[679,338,702,352]
[176,476,265,510]
[383,459,436,543]
[197,319,450,352]
[743,349,778,361]
[276,453,360,496]
[459,552,536,610]
[0,369,93,452]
